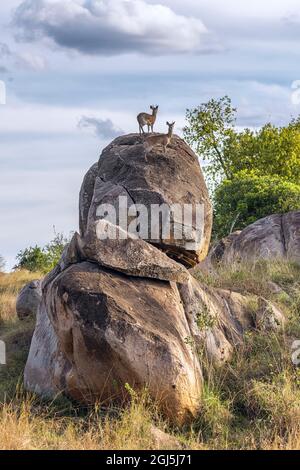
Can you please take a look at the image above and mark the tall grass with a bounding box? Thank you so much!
[0,262,300,450]
[0,271,41,325]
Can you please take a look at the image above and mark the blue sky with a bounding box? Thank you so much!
[1,0,300,270]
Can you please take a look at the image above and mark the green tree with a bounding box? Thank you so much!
[184,96,237,188]
[184,96,300,238]
[14,232,70,274]
[213,172,300,238]
[226,121,300,184]
[0,255,5,272]
[184,97,300,188]
[15,246,47,273]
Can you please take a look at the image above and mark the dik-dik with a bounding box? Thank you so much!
[144,121,175,156]
[137,105,159,134]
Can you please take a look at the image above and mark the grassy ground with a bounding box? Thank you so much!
[0,261,299,450]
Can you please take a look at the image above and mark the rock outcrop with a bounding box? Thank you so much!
[16,280,42,320]
[24,134,212,424]
[44,262,202,423]
[24,298,68,397]
[208,212,300,265]
[79,134,213,267]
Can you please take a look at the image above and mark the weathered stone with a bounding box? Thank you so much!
[43,262,202,425]
[149,426,182,450]
[178,274,286,366]
[283,211,300,263]
[267,281,284,295]
[207,212,300,265]
[77,221,189,283]
[178,277,234,366]
[255,298,286,331]
[24,300,70,397]
[16,280,42,320]
[79,162,98,236]
[81,134,212,267]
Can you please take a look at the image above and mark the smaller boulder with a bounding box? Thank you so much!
[150,426,182,450]
[255,298,286,331]
[205,212,300,265]
[179,274,287,366]
[16,280,42,320]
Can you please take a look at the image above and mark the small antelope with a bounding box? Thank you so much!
[137,105,159,134]
[144,121,175,156]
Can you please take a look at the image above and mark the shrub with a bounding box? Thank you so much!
[14,233,69,274]
[184,96,300,238]
[213,172,300,238]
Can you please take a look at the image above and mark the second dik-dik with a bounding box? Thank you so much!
[144,121,176,156]
[137,105,159,134]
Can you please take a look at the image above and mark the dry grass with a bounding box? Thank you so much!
[195,258,300,297]
[0,391,183,450]
[0,271,41,324]
[0,263,300,450]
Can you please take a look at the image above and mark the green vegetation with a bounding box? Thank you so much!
[184,96,300,238]
[214,172,300,237]
[0,260,300,449]
[14,233,69,274]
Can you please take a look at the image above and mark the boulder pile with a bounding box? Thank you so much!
[20,134,288,424]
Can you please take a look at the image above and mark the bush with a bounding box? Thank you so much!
[213,172,300,238]
[0,255,5,273]
[184,97,300,238]
[14,233,69,274]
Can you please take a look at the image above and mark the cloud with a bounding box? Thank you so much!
[13,0,219,55]
[78,116,123,139]
[15,51,47,70]
[0,40,46,71]
[0,42,11,58]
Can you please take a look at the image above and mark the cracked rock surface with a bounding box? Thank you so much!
[206,212,300,265]
[23,134,288,424]
[79,134,213,268]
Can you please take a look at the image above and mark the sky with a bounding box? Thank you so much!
[1,0,300,270]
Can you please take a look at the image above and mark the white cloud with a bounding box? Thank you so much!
[13,0,219,55]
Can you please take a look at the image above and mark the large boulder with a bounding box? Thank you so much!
[79,134,212,268]
[76,221,189,283]
[208,212,300,265]
[22,134,201,423]
[16,280,42,320]
[39,262,202,424]
[178,274,285,366]
[24,134,287,426]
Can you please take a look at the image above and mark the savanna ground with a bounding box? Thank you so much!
[0,260,300,450]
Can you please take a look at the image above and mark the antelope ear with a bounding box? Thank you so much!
[172,121,176,125]
[166,121,170,126]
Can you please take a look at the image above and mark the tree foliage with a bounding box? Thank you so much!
[14,233,69,274]
[184,96,237,187]
[214,172,300,238]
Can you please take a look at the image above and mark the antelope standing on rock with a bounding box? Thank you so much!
[144,121,176,156]
[137,105,159,134]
